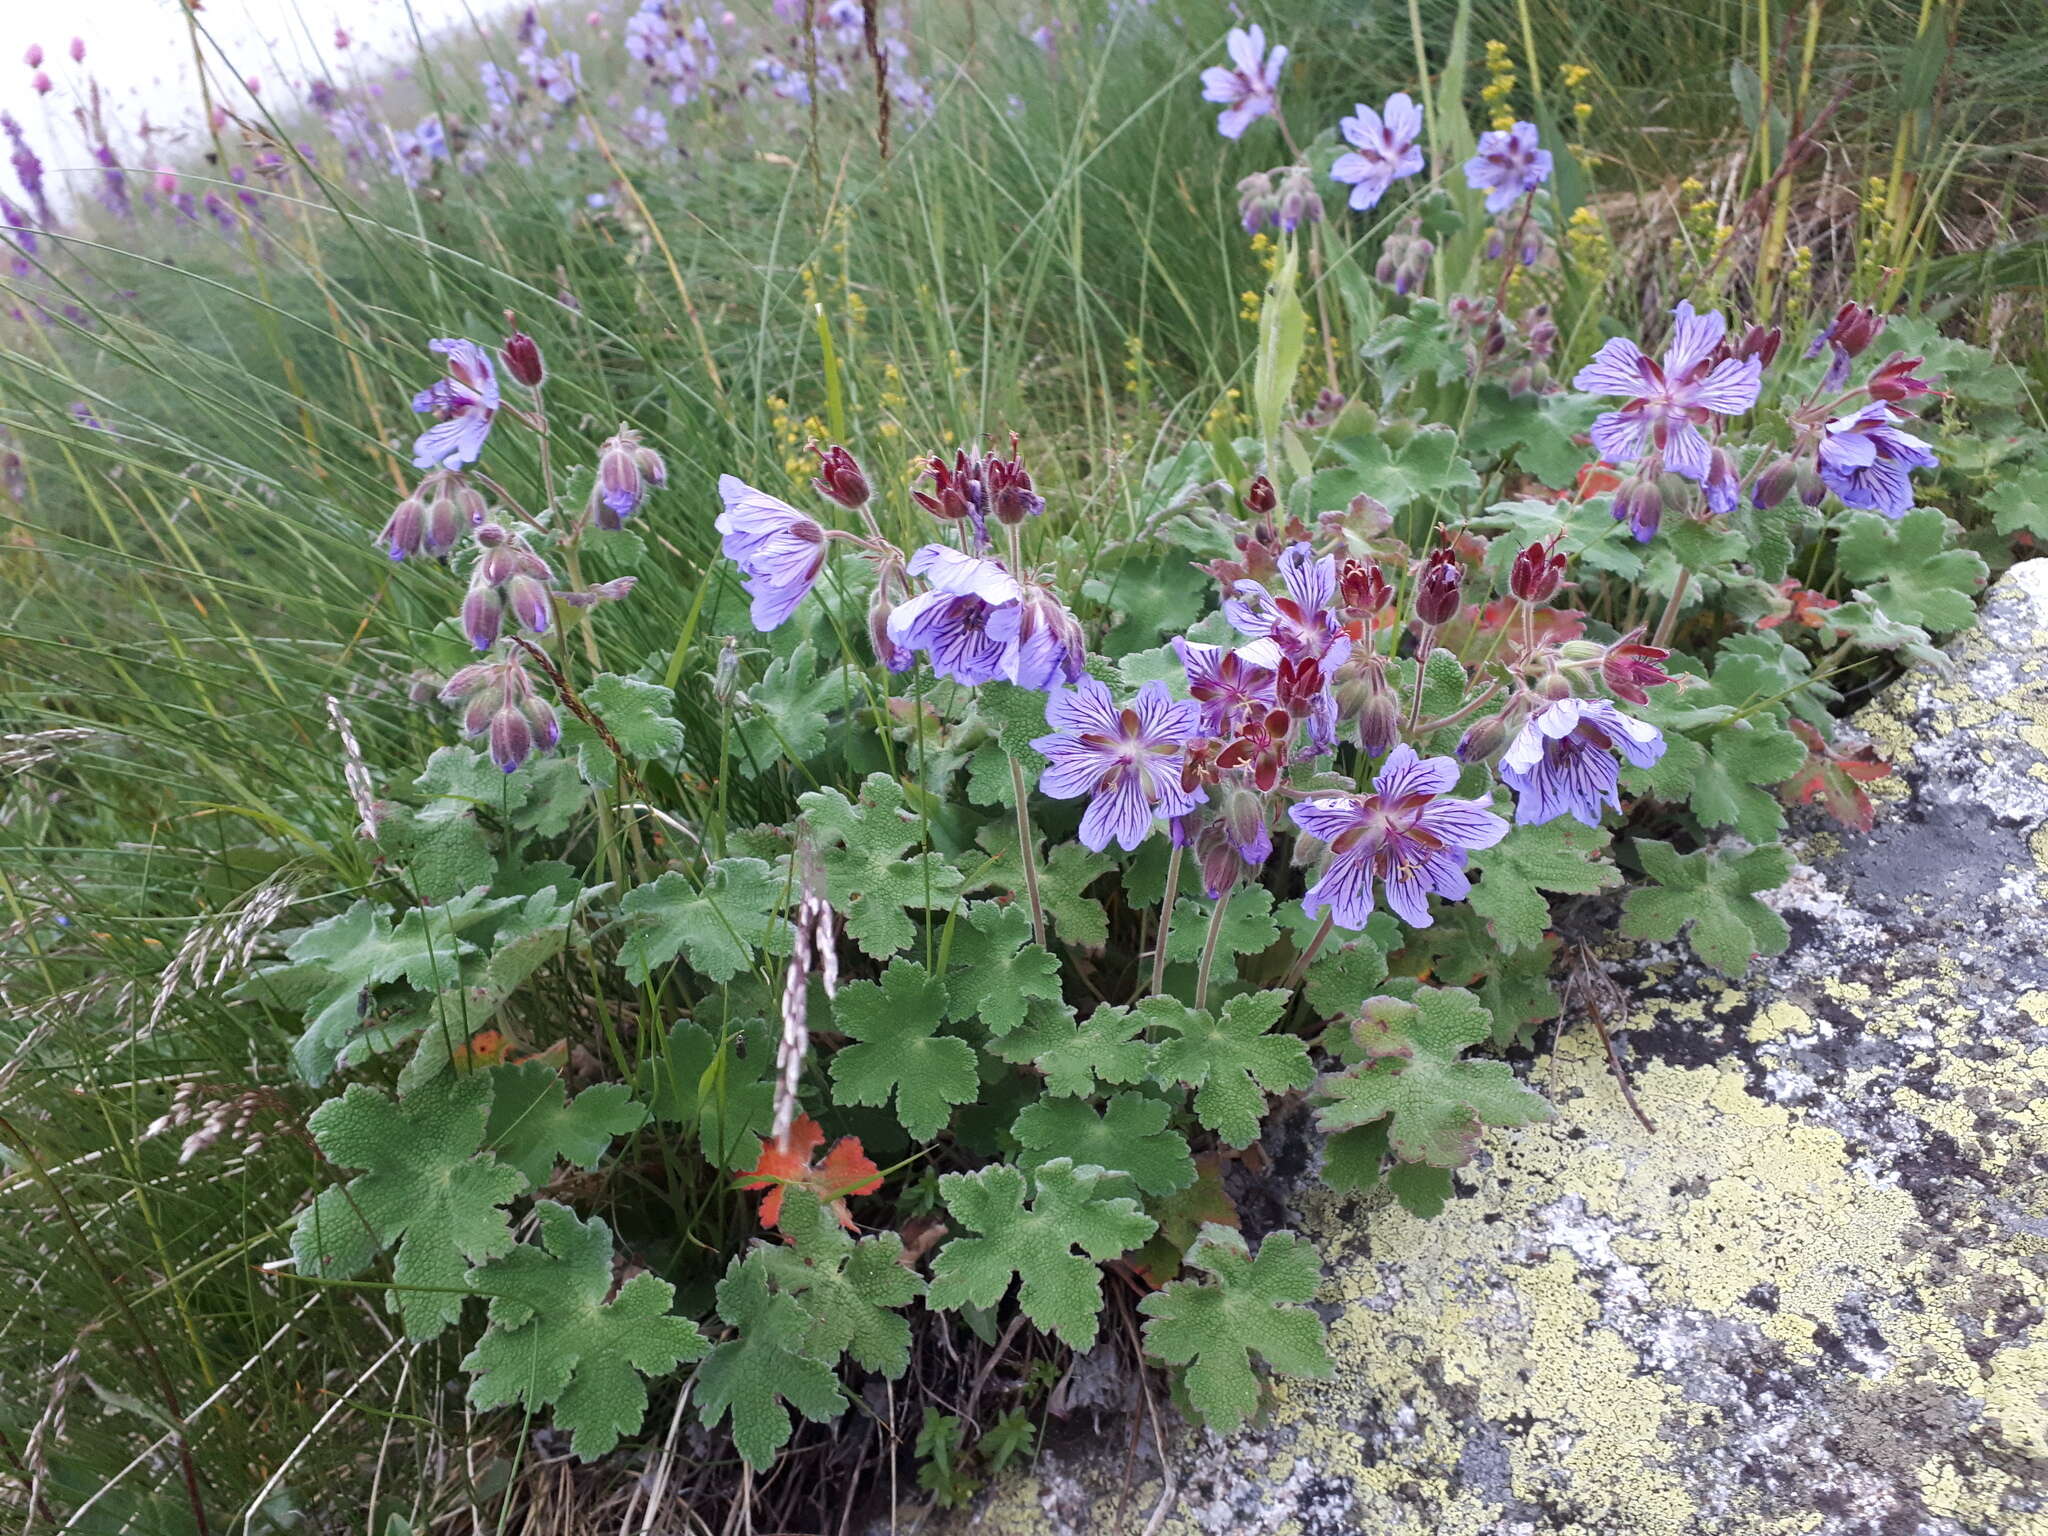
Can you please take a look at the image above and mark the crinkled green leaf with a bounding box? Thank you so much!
[1149,991,1315,1149]
[559,673,684,785]
[1314,987,1551,1166]
[1834,508,1986,632]
[1461,387,1601,489]
[1468,819,1620,954]
[695,1252,848,1470]
[291,1074,525,1339]
[1164,886,1280,984]
[463,1202,707,1460]
[993,997,1156,1098]
[943,901,1063,1035]
[799,773,965,958]
[1013,1092,1195,1198]
[1311,427,1480,513]
[639,1019,776,1169]
[484,1062,648,1189]
[827,960,976,1140]
[927,1159,1156,1350]
[1137,1224,1331,1431]
[734,641,846,768]
[1620,838,1793,977]
[756,1190,925,1376]
[614,859,790,986]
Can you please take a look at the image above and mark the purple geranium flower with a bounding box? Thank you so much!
[886,544,1023,686]
[1331,93,1425,211]
[1223,542,1351,667]
[1171,636,1277,735]
[1008,582,1088,691]
[1200,24,1286,140]
[1462,121,1552,214]
[410,339,501,470]
[1289,745,1508,929]
[1032,678,1204,851]
[715,474,831,630]
[1498,697,1665,828]
[1573,302,1762,490]
[1817,402,1938,518]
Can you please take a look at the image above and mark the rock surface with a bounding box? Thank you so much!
[950,560,2048,1536]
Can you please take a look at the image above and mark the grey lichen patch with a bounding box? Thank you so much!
[939,561,2048,1536]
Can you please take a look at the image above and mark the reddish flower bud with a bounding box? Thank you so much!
[504,574,552,637]
[499,331,545,388]
[1414,544,1463,627]
[1508,538,1565,604]
[24,45,44,68]
[1822,302,1884,360]
[810,443,870,510]
[1732,323,1782,367]
[1356,667,1400,757]
[1339,557,1392,617]
[986,435,1043,525]
[474,521,510,549]
[1602,631,1674,706]
[868,559,913,672]
[1275,657,1323,720]
[1243,474,1277,515]
[1866,352,1932,403]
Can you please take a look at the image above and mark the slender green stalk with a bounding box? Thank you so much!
[1193,891,1233,1012]
[1148,841,1184,998]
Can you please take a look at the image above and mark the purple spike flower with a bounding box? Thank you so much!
[886,545,1023,686]
[1200,24,1286,140]
[1031,679,1204,852]
[1462,121,1552,214]
[410,339,501,470]
[1498,697,1666,828]
[715,475,831,631]
[1171,636,1277,736]
[1816,402,1938,518]
[1331,92,1424,211]
[1222,542,1351,667]
[1288,745,1509,929]
[1573,301,1762,494]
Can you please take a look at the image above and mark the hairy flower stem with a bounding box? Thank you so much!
[1652,567,1691,649]
[1492,189,1537,318]
[1009,757,1048,950]
[1283,912,1336,993]
[1194,892,1232,1011]
[1148,842,1184,998]
[1406,624,1438,730]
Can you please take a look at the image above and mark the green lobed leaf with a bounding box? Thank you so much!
[993,997,1156,1099]
[1834,509,1987,633]
[639,1019,777,1170]
[1468,819,1621,954]
[943,901,1063,1036]
[755,1190,925,1376]
[927,1159,1157,1351]
[290,1074,526,1340]
[1137,1224,1333,1432]
[1313,988,1551,1166]
[1620,838,1793,977]
[799,773,965,959]
[1311,427,1481,514]
[1013,1092,1195,1198]
[1149,991,1315,1149]
[1163,885,1280,984]
[559,673,685,785]
[483,1062,648,1189]
[463,1202,708,1461]
[614,859,791,986]
[695,1251,849,1470]
[827,960,977,1140]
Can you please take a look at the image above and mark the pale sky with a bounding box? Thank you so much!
[0,0,495,201]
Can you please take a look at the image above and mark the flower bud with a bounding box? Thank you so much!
[522,693,561,752]
[1340,556,1392,617]
[1796,460,1827,508]
[1414,544,1463,627]
[1276,656,1323,720]
[1199,834,1248,900]
[1455,713,1510,762]
[1602,631,1674,705]
[488,703,535,773]
[1536,670,1574,701]
[504,573,552,636]
[598,435,644,521]
[811,443,870,510]
[378,495,425,560]
[1243,475,1277,516]
[986,437,1043,525]
[1219,782,1270,865]
[474,521,509,549]
[1612,475,1664,543]
[1751,455,1798,511]
[1356,667,1400,757]
[24,45,43,68]
[1732,323,1782,367]
[1867,352,1931,403]
[69,37,84,63]
[499,330,545,387]
[712,637,742,706]
[1276,165,1323,233]
[1821,301,1884,361]
[1703,446,1739,515]
[1509,538,1566,604]
[31,71,50,95]
[423,490,466,557]
[461,586,504,651]
[1236,171,1276,234]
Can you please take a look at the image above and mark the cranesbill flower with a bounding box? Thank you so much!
[1289,745,1508,929]
[1224,542,1350,666]
[1200,24,1286,141]
[1462,121,1551,214]
[410,339,500,470]
[1171,636,1277,736]
[1032,679,1203,852]
[716,475,830,631]
[1498,696,1665,828]
[1816,402,1938,518]
[1573,301,1761,487]
[1008,582,1088,691]
[1331,93,1424,211]
[886,545,1023,686]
